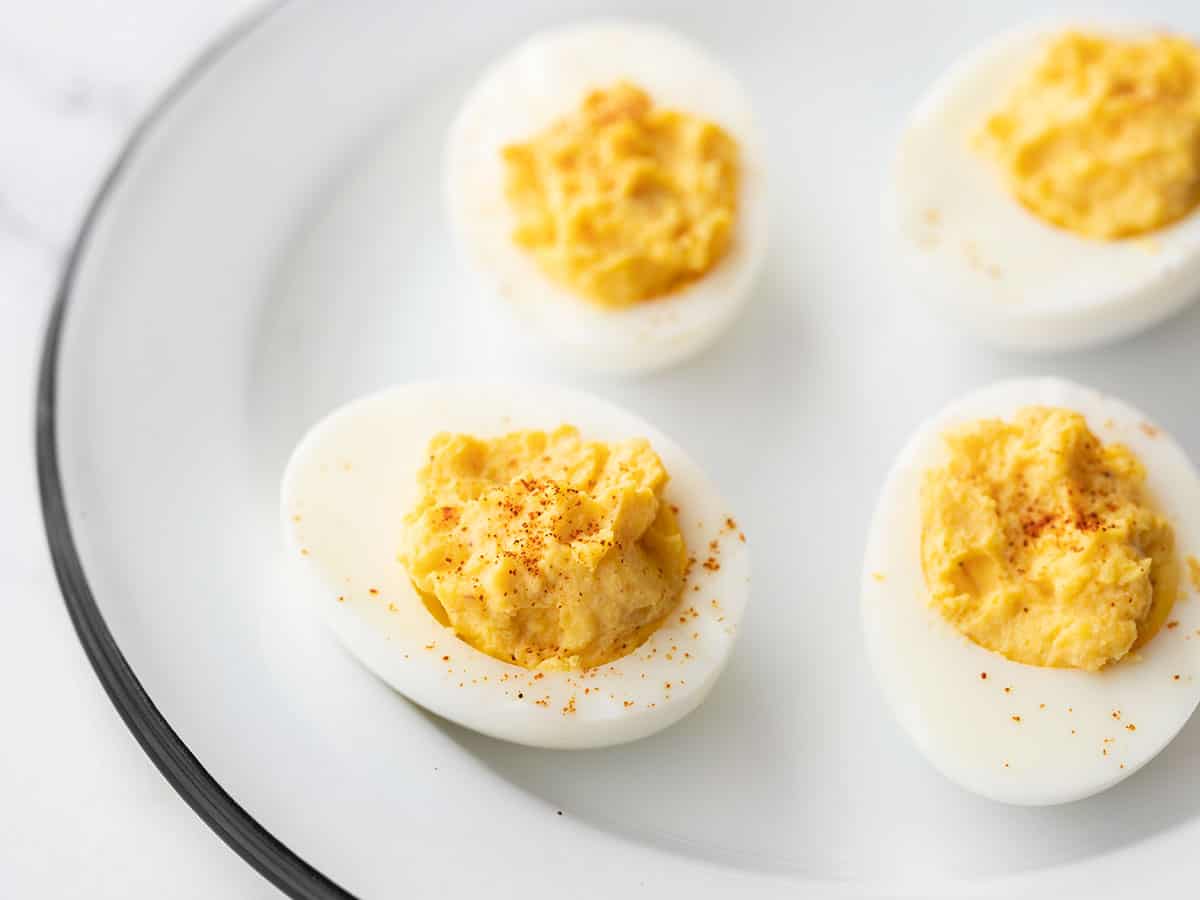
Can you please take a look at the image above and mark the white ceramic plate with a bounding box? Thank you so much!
[38,1,1200,896]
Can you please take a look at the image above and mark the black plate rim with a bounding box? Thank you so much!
[34,3,353,897]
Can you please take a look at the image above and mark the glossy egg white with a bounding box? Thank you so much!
[886,25,1200,351]
[281,382,749,749]
[862,377,1200,805]
[446,22,767,374]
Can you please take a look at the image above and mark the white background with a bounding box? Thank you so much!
[0,1,277,896]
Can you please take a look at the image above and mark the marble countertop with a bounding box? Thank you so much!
[1,2,276,896]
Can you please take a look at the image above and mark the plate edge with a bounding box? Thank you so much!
[33,3,354,898]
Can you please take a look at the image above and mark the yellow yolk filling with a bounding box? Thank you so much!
[920,407,1178,671]
[398,426,687,670]
[502,81,739,307]
[979,31,1200,239]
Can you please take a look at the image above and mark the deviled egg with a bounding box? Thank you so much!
[886,26,1200,350]
[862,378,1200,805]
[446,23,767,373]
[282,382,748,749]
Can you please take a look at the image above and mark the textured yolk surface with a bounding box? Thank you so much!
[979,31,1200,239]
[502,81,739,307]
[399,426,687,670]
[920,407,1178,671]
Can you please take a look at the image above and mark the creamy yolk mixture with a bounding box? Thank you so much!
[979,31,1200,239]
[502,81,739,307]
[921,407,1178,671]
[398,426,687,670]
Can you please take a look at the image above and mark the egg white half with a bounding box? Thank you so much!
[446,22,768,374]
[862,377,1200,805]
[886,25,1200,352]
[281,382,749,749]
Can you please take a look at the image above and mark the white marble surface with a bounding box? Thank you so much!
[0,1,278,896]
